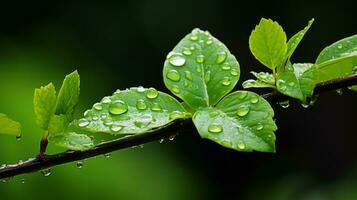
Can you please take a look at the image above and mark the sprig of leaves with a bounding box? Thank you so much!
[74,28,277,152]
[34,71,93,150]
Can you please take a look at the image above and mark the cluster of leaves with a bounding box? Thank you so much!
[0,18,356,154]
[244,18,357,102]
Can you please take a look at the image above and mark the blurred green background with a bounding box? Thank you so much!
[0,1,356,199]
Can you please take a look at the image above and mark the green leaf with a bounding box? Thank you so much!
[315,34,357,82]
[163,28,240,109]
[286,19,314,61]
[48,132,94,151]
[55,70,80,117]
[0,113,21,137]
[242,79,276,89]
[48,114,69,135]
[276,63,316,102]
[192,91,277,152]
[249,18,287,70]
[74,87,190,135]
[33,83,57,129]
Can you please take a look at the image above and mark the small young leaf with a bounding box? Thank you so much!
[55,70,80,116]
[242,79,276,89]
[249,18,287,70]
[74,87,190,135]
[34,83,57,129]
[48,132,94,151]
[315,34,357,82]
[163,28,240,109]
[286,19,314,61]
[276,63,316,102]
[0,113,21,137]
[193,91,277,152]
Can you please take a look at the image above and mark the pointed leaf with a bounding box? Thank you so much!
[286,19,314,61]
[315,34,357,82]
[74,87,190,135]
[0,113,21,137]
[249,18,287,70]
[193,91,277,152]
[48,132,94,151]
[34,83,57,129]
[55,70,80,116]
[163,28,240,109]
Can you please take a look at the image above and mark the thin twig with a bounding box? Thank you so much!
[1,74,356,179]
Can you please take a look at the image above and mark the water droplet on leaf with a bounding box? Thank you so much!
[171,85,180,94]
[196,55,205,63]
[146,88,159,99]
[109,100,128,115]
[208,123,223,133]
[222,77,231,86]
[41,168,51,177]
[111,124,123,132]
[136,99,147,110]
[76,161,83,169]
[237,106,249,117]
[169,53,186,67]
[184,71,193,80]
[216,51,227,64]
[166,69,181,82]
[78,119,90,127]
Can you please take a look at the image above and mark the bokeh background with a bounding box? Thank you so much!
[0,1,356,199]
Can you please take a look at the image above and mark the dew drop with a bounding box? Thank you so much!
[182,49,192,55]
[250,97,259,104]
[221,63,231,71]
[237,141,245,150]
[190,46,195,51]
[206,40,213,45]
[184,80,189,87]
[76,161,83,169]
[184,71,193,80]
[190,34,198,41]
[159,138,164,143]
[209,110,219,117]
[216,51,227,64]
[230,69,239,76]
[204,71,211,83]
[136,86,146,92]
[221,77,231,86]
[171,85,181,94]
[256,123,264,131]
[103,118,113,126]
[21,178,25,184]
[337,44,342,49]
[111,124,123,132]
[169,111,184,119]
[208,123,223,133]
[301,103,309,108]
[168,53,186,67]
[41,168,51,177]
[196,55,205,63]
[288,82,295,86]
[109,100,128,115]
[92,116,99,121]
[279,100,290,108]
[166,69,181,82]
[196,66,202,72]
[78,119,90,127]
[104,153,111,158]
[237,106,249,117]
[136,99,147,110]
[101,97,112,104]
[146,88,159,99]
[151,103,162,112]
[16,135,22,141]
[168,134,176,141]
[336,88,343,95]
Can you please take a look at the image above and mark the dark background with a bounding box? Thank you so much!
[0,1,356,199]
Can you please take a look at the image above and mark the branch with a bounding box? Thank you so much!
[1,74,356,179]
